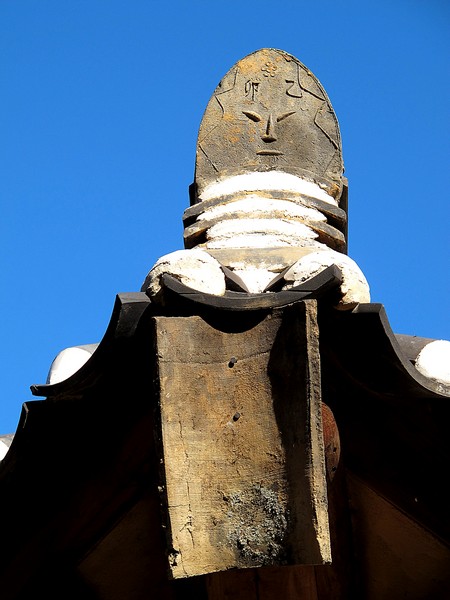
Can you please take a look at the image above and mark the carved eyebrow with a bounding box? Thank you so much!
[277,111,296,122]
[242,110,262,122]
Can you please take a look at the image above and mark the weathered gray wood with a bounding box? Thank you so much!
[153,300,330,579]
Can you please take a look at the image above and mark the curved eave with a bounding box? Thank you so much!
[320,303,450,545]
[321,302,450,400]
[31,292,152,399]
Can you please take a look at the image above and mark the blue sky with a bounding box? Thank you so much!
[1,1,449,434]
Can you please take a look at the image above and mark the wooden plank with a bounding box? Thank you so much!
[346,473,450,599]
[206,565,318,600]
[153,301,330,579]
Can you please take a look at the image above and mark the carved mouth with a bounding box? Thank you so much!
[256,150,284,156]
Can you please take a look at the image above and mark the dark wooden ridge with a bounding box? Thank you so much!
[159,264,343,312]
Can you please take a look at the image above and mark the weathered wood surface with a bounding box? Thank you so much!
[206,565,319,600]
[154,300,330,578]
[346,473,450,599]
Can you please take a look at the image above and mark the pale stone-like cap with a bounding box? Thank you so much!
[194,48,344,203]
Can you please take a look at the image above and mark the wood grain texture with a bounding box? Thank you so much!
[153,301,330,578]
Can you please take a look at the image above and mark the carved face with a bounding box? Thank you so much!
[195,49,343,200]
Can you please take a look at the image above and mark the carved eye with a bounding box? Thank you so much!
[277,111,296,122]
[242,111,262,122]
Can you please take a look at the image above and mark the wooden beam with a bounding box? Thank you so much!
[153,301,330,578]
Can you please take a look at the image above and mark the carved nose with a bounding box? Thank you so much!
[261,113,277,143]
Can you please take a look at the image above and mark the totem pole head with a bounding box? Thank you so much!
[193,48,344,204]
